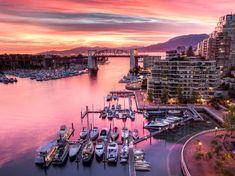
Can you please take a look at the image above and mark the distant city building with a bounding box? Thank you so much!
[197,13,235,72]
[143,56,161,70]
[148,57,219,102]
[166,50,178,59]
[130,49,138,71]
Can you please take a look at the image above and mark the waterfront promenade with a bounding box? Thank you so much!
[182,129,235,176]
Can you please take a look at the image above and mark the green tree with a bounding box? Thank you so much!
[186,46,195,57]
[176,86,184,104]
[147,89,154,102]
[141,78,147,90]
[191,91,200,104]
[223,106,235,137]
[160,88,169,104]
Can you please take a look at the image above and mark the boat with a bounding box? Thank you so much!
[143,111,149,118]
[144,120,169,130]
[82,141,94,164]
[100,128,109,140]
[90,127,99,141]
[107,110,114,120]
[106,95,112,101]
[147,110,165,116]
[95,139,105,158]
[69,142,81,159]
[80,127,88,139]
[111,127,119,141]
[121,127,129,140]
[134,149,151,171]
[34,140,58,167]
[129,111,135,120]
[106,142,118,163]
[114,110,120,118]
[57,125,73,141]
[116,104,121,111]
[168,110,181,115]
[113,95,118,101]
[100,111,107,119]
[132,129,139,140]
[120,144,129,163]
[111,104,115,112]
[52,142,69,165]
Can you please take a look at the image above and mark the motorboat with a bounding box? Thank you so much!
[111,127,119,141]
[80,127,88,139]
[116,104,121,111]
[144,120,169,130]
[90,127,99,141]
[121,127,129,140]
[113,95,118,101]
[134,149,151,171]
[129,111,135,121]
[82,141,94,164]
[52,142,69,165]
[69,142,81,159]
[111,104,115,112]
[114,111,120,118]
[106,95,112,101]
[95,139,105,158]
[168,110,181,115]
[147,110,165,116]
[143,111,149,118]
[106,142,118,163]
[107,110,114,120]
[120,144,129,163]
[100,128,109,140]
[132,129,139,140]
[34,140,57,167]
[100,111,107,119]
[57,125,74,141]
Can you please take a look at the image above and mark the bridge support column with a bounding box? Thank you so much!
[88,50,98,73]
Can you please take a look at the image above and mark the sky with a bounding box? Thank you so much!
[0,0,234,54]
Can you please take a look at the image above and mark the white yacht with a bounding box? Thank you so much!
[90,127,99,141]
[111,127,119,141]
[95,140,105,158]
[121,127,129,140]
[120,144,129,163]
[69,142,81,158]
[80,127,87,139]
[106,142,118,163]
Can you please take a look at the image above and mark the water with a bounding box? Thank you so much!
[0,57,218,176]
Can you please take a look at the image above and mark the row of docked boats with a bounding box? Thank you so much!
[106,94,118,101]
[100,105,135,120]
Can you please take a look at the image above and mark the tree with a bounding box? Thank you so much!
[191,91,201,104]
[160,88,169,104]
[141,78,147,90]
[186,46,195,57]
[147,89,154,102]
[176,86,184,104]
[223,106,235,137]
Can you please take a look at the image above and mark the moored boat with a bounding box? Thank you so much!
[121,127,129,140]
[90,127,99,141]
[106,142,118,164]
[34,140,57,167]
[82,141,94,164]
[52,142,69,165]
[95,139,105,158]
[111,127,119,141]
[132,129,139,140]
[100,128,109,140]
[80,127,88,139]
[120,144,129,163]
[69,142,81,159]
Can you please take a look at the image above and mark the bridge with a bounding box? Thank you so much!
[87,49,148,73]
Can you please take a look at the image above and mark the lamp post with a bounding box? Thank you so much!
[215,127,218,136]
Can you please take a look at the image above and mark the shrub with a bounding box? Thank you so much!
[211,139,219,146]
[215,160,223,169]
[195,152,204,160]
[220,169,234,176]
[207,152,213,160]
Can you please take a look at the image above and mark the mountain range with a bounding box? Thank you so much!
[39,34,208,56]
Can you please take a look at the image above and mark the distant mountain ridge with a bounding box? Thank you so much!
[38,34,208,56]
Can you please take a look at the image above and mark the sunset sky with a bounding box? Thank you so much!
[0,0,234,53]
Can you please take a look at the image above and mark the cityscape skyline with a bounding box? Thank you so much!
[0,0,235,53]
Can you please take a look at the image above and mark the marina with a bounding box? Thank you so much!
[0,57,222,176]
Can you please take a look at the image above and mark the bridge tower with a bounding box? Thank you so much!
[88,50,98,73]
[130,49,138,72]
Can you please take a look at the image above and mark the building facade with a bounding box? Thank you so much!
[148,57,219,102]
[197,14,235,72]
[143,56,161,70]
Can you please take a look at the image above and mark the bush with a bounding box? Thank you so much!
[215,160,223,169]
[220,169,234,176]
[211,139,219,146]
[207,152,213,160]
[215,145,223,156]
[195,152,204,160]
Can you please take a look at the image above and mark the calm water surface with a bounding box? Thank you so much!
[0,58,218,176]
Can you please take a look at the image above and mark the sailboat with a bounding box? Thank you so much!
[111,127,119,141]
[90,105,99,141]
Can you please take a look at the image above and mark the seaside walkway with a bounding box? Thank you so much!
[128,147,136,176]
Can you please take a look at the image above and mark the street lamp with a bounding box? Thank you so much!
[198,141,203,151]
[215,127,218,136]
